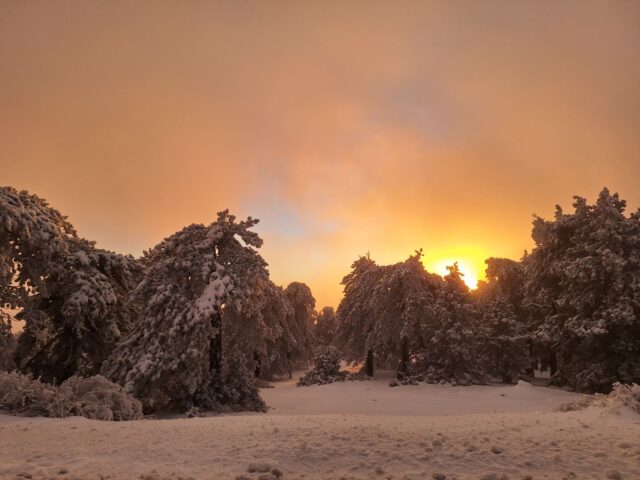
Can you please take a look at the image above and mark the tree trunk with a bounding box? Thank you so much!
[253,351,261,378]
[286,351,293,379]
[365,348,374,377]
[525,339,535,376]
[209,308,223,378]
[397,337,409,379]
[549,351,558,377]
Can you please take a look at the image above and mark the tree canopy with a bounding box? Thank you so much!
[102,212,268,411]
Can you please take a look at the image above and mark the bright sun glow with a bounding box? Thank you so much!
[422,247,488,290]
[430,259,479,289]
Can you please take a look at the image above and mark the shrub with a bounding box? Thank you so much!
[297,346,347,386]
[0,371,143,420]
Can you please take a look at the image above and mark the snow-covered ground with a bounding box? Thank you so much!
[1,373,639,480]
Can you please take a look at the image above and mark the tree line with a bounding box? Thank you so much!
[1,186,639,419]
[0,186,317,413]
[328,188,640,393]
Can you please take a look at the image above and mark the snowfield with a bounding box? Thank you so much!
[1,373,639,480]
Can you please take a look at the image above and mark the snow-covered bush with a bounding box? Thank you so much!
[297,346,346,386]
[59,375,144,421]
[0,371,70,417]
[557,382,640,415]
[606,382,640,413]
[0,371,142,420]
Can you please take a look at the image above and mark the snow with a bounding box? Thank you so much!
[1,373,639,480]
[195,276,231,313]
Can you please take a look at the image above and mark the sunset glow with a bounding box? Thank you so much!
[1,2,639,308]
[429,259,480,290]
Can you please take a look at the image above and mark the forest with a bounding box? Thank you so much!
[1,185,639,419]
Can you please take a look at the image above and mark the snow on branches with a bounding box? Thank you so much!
[102,211,269,412]
[523,188,640,392]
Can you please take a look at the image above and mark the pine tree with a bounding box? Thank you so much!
[523,188,640,392]
[283,282,316,372]
[1,187,142,382]
[223,278,295,379]
[102,211,268,412]
[335,254,380,375]
[0,187,76,322]
[412,263,485,384]
[14,239,143,382]
[314,306,338,348]
[475,258,530,383]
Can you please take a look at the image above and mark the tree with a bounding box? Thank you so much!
[336,251,443,378]
[474,258,530,383]
[283,282,316,372]
[14,239,143,383]
[102,211,269,412]
[335,254,380,375]
[314,306,338,348]
[411,263,485,384]
[523,188,640,392]
[1,187,142,383]
[223,278,295,379]
[0,187,76,323]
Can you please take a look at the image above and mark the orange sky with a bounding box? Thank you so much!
[1,1,640,307]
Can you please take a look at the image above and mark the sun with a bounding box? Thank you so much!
[427,258,481,290]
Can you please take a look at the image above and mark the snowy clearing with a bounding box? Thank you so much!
[1,374,639,480]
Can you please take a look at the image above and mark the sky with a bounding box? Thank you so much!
[1,0,640,308]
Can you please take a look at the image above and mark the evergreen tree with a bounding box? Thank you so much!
[102,211,268,412]
[1,187,142,383]
[0,187,76,327]
[314,306,338,348]
[223,278,295,379]
[523,188,640,392]
[14,239,143,382]
[335,254,380,375]
[412,263,485,384]
[475,258,530,383]
[283,282,316,371]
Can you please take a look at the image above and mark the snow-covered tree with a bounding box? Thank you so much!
[14,239,143,383]
[335,254,380,375]
[336,251,444,377]
[367,252,443,376]
[0,186,75,320]
[523,188,640,392]
[223,277,295,379]
[1,187,142,383]
[283,282,316,370]
[314,306,338,348]
[474,258,530,383]
[102,211,268,412]
[411,263,485,384]
[336,252,488,383]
